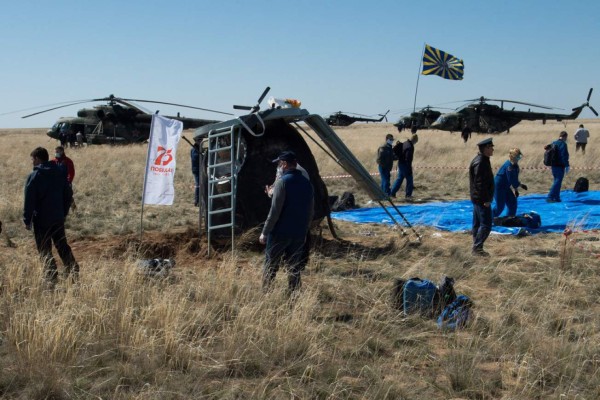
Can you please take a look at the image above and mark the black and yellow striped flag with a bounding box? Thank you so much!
[422,44,464,80]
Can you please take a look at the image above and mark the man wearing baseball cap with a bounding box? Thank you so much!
[469,138,495,256]
[260,151,314,292]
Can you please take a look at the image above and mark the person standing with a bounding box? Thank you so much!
[52,146,75,184]
[259,151,314,292]
[24,147,79,285]
[376,134,396,196]
[547,131,570,203]
[191,143,200,207]
[59,126,69,147]
[469,138,495,256]
[574,124,590,154]
[75,131,84,148]
[395,120,405,133]
[493,148,528,217]
[391,133,418,200]
[461,125,472,144]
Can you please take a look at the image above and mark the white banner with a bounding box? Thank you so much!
[142,115,183,205]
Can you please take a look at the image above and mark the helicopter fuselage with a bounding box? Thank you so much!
[430,103,583,134]
[46,104,219,144]
[396,109,442,131]
[325,111,388,127]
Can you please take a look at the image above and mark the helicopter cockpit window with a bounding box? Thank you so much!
[434,116,446,125]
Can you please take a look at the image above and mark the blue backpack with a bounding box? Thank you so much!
[403,278,439,315]
[437,295,473,330]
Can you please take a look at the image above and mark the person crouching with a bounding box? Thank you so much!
[493,148,528,217]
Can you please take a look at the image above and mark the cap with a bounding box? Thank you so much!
[477,138,494,147]
[272,150,297,163]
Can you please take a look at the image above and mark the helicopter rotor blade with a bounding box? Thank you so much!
[587,88,593,102]
[461,97,555,110]
[589,106,599,116]
[121,98,233,116]
[21,99,98,119]
[233,105,253,110]
[497,100,555,110]
[257,87,271,105]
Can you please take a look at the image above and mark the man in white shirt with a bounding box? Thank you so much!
[574,124,590,154]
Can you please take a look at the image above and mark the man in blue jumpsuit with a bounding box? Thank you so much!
[493,148,528,217]
[469,138,495,256]
[24,147,79,285]
[260,151,314,292]
[547,131,570,203]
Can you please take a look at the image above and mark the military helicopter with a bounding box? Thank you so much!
[430,88,598,134]
[393,106,444,132]
[325,110,389,127]
[21,95,229,144]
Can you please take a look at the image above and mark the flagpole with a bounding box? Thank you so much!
[140,114,157,242]
[412,43,426,113]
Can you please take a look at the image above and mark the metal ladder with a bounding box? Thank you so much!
[206,126,239,255]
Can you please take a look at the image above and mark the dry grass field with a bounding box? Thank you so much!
[0,119,599,399]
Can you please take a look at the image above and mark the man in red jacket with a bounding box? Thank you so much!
[52,146,75,184]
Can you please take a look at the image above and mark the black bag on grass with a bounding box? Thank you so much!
[493,212,541,229]
[574,177,589,193]
[332,192,356,211]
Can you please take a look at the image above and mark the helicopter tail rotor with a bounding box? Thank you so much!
[587,88,598,116]
[378,110,390,122]
[572,88,598,116]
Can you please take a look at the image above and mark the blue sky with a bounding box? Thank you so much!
[1,0,598,128]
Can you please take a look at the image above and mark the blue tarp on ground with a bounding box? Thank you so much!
[331,191,600,235]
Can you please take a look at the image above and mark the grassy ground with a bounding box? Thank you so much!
[0,119,599,399]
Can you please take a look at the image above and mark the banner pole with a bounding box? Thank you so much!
[140,115,157,242]
[412,43,426,113]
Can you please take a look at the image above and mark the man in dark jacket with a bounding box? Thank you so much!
[469,138,495,256]
[391,133,418,200]
[24,147,79,285]
[547,131,570,202]
[259,151,314,292]
[376,134,396,196]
